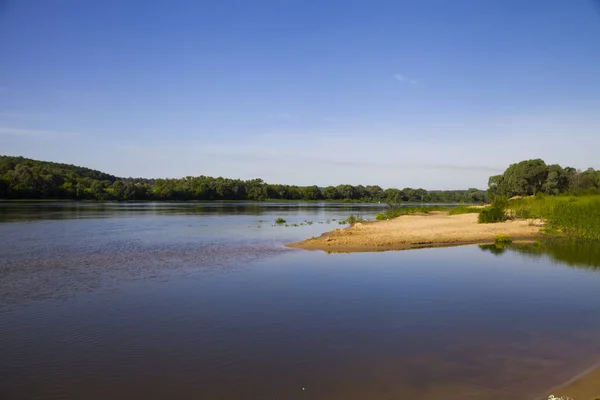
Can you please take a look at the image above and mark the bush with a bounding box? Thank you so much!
[275,217,286,224]
[478,206,507,223]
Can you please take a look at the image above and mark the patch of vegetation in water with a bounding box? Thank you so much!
[495,234,512,245]
[341,214,366,224]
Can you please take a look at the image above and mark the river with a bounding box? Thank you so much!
[1,201,600,399]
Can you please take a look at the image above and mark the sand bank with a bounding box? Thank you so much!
[286,211,544,253]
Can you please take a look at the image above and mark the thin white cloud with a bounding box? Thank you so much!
[393,73,419,85]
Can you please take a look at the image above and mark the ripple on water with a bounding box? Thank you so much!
[0,240,291,308]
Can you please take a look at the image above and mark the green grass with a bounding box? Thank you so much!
[509,195,600,240]
[448,206,483,215]
[375,205,449,221]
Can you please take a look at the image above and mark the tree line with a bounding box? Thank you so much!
[487,159,600,198]
[0,156,485,203]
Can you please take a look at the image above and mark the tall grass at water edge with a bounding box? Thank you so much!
[510,195,600,240]
[376,205,449,220]
[447,206,483,216]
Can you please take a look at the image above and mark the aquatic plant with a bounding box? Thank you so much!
[275,217,286,224]
[343,215,365,224]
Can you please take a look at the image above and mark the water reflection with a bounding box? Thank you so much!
[0,201,390,222]
[480,240,600,270]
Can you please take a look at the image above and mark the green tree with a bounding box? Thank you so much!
[302,185,322,200]
[543,165,569,195]
[322,186,339,200]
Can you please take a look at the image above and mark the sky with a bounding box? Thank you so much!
[1,0,600,190]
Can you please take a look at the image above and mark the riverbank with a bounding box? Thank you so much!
[544,363,600,400]
[286,211,544,252]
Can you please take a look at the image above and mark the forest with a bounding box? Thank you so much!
[0,156,485,203]
[3,156,597,203]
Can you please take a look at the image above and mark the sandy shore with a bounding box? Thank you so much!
[543,363,600,400]
[286,211,544,253]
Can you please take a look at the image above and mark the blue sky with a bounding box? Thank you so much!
[1,0,599,189]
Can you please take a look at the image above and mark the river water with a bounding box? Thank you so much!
[1,202,600,400]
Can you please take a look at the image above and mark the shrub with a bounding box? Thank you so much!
[478,206,507,223]
[275,217,286,224]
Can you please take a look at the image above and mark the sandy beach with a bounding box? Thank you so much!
[286,211,544,253]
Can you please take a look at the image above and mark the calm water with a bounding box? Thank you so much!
[1,202,600,400]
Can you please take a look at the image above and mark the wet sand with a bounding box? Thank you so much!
[286,211,544,253]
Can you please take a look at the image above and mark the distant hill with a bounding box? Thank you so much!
[0,155,118,183]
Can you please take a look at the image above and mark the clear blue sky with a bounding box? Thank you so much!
[1,0,599,189]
